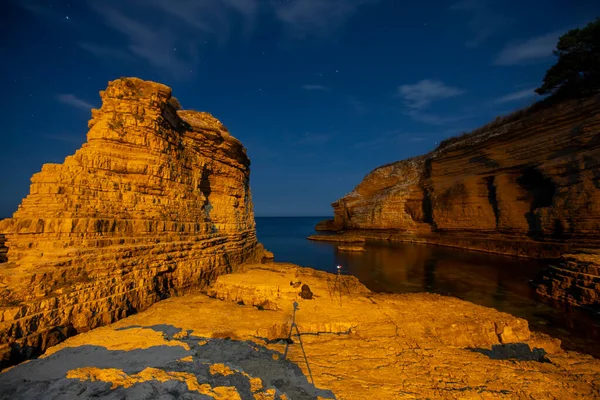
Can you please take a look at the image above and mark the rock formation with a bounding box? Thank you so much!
[1,263,598,399]
[0,78,262,368]
[534,251,600,312]
[0,235,6,263]
[336,245,365,252]
[314,219,338,232]
[321,94,600,308]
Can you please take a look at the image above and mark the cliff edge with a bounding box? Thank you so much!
[0,78,262,368]
[322,94,600,308]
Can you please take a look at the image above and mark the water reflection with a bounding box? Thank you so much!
[338,242,600,358]
[256,217,600,358]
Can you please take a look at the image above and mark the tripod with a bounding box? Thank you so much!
[283,301,315,387]
[329,265,350,306]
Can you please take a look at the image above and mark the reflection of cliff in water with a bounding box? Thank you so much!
[337,242,541,300]
[335,242,600,359]
[256,217,600,359]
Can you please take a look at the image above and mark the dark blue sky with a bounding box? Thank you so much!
[1,1,598,217]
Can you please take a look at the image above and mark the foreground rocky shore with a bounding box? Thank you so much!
[1,263,598,399]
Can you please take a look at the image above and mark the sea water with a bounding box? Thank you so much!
[256,216,600,358]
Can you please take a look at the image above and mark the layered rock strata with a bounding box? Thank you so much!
[0,78,261,368]
[314,219,338,232]
[323,94,600,306]
[534,251,600,311]
[1,263,598,399]
[0,235,6,263]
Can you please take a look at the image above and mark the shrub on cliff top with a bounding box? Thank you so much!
[169,96,182,110]
[536,17,600,98]
[436,18,599,153]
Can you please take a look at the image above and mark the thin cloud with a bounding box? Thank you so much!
[406,110,471,126]
[57,94,95,110]
[398,80,465,109]
[43,134,86,144]
[302,84,330,91]
[17,2,59,18]
[353,131,404,149]
[493,88,538,104]
[79,43,135,61]
[294,132,332,146]
[15,1,75,24]
[494,31,559,66]
[83,0,258,78]
[450,0,510,48]
[88,3,199,77]
[348,96,367,116]
[136,0,259,44]
[272,0,381,38]
[353,130,429,148]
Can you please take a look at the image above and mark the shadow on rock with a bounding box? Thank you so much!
[0,324,335,400]
[468,343,550,363]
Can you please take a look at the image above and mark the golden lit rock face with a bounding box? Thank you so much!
[329,95,600,307]
[0,77,261,368]
[0,263,598,399]
[333,155,429,232]
[423,96,600,237]
[333,95,600,240]
[535,251,600,307]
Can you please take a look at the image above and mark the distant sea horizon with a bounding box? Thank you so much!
[255,215,330,218]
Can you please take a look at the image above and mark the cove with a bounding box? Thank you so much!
[256,216,600,358]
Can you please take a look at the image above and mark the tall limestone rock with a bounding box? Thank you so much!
[0,77,262,368]
[327,94,600,308]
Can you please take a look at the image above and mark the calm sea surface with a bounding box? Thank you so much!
[256,216,600,358]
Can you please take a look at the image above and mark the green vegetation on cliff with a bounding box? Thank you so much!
[536,17,600,98]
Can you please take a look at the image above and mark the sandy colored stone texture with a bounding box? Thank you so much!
[332,95,600,239]
[336,245,366,252]
[0,77,263,368]
[326,94,600,307]
[1,263,598,399]
[308,235,365,243]
[534,251,600,311]
[315,219,338,232]
[0,235,6,263]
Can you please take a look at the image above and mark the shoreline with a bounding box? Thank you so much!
[1,262,599,399]
[307,231,580,260]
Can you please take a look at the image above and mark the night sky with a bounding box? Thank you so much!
[1,1,598,217]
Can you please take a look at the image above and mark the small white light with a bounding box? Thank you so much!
[336,265,342,269]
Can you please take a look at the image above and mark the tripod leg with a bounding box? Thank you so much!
[333,274,340,304]
[293,325,315,387]
[336,272,342,306]
[283,318,295,360]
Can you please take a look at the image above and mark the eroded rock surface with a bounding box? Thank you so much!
[534,251,600,311]
[0,236,6,263]
[314,219,338,232]
[0,78,262,368]
[326,94,600,307]
[1,263,598,399]
[337,245,365,252]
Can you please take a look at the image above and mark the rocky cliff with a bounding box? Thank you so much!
[0,236,6,263]
[325,94,600,307]
[0,78,262,368]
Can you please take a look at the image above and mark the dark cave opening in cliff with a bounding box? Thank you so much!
[421,189,435,227]
[516,167,557,237]
[199,167,212,199]
[485,176,500,229]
